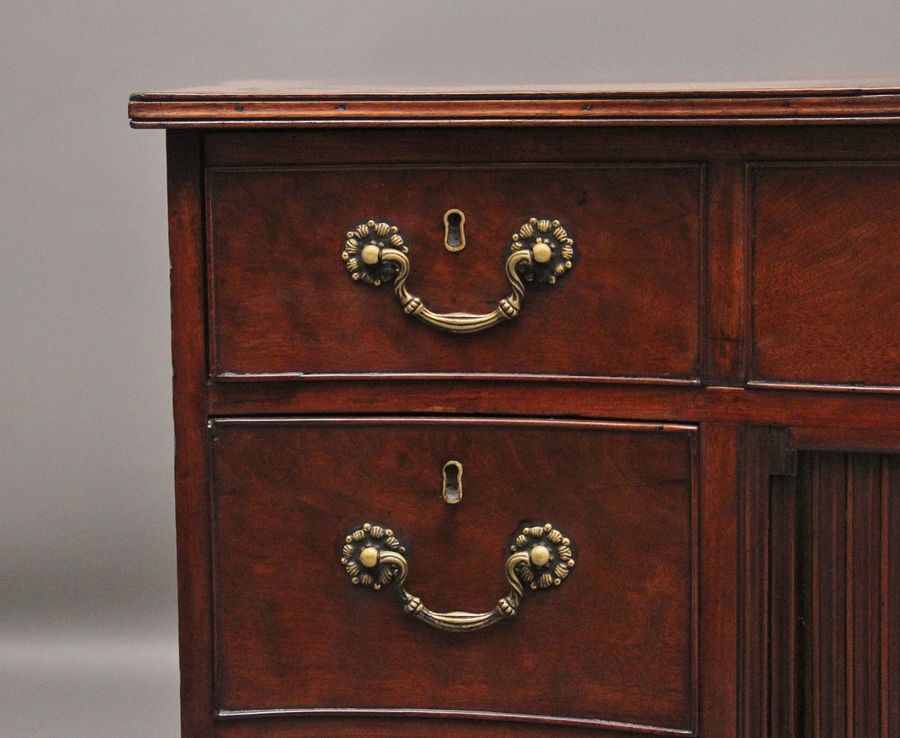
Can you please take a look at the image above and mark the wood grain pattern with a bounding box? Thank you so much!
[698,424,739,737]
[799,452,899,738]
[207,382,900,431]
[166,132,215,737]
[213,715,689,738]
[705,161,747,383]
[139,88,900,736]
[129,85,900,128]
[203,126,900,168]
[745,447,899,737]
[207,163,702,381]
[210,418,697,734]
[739,427,800,737]
[751,164,900,390]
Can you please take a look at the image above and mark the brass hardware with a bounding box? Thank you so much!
[340,521,575,633]
[443,209,466,252]
[531,241,552,263]
[360,244,381,265]
[341,217,575,334]
[358,546,379,568]
[441,460,463,504]
[530,544,550,566]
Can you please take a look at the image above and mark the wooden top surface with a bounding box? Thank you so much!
[130,80,900,128]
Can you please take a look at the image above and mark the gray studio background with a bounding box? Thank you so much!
[1,2,897,736]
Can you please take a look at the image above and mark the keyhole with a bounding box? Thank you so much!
[442,460,463,504]
[443,209,466,252]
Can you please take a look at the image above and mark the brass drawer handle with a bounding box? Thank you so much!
[341,218,576,334]
[340,522,575,633]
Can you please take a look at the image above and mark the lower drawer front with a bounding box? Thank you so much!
[210,418,697,734]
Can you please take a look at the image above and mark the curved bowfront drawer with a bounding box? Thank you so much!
[210,417,697,734]
[207,164,702,382]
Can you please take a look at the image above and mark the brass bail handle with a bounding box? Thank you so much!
[341,217,576,335]
[340,522,575,633]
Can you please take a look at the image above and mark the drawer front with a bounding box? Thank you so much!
[207,165,702,382]
[210,417,697,734]
[751,163,900,390]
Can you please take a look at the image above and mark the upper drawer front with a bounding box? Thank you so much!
[751,164,900,390]
[207,164,702,381]
[211,417,696,733]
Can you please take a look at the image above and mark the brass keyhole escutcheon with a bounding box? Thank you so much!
[442,460,463,504]
[443,209,466,252]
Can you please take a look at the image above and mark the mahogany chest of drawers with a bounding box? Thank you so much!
[130,84,900,737]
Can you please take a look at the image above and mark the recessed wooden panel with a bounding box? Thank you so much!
[210,418,697,734]
[759,450,900,737]
[795,452,900,737]
[751,164,900,390]
[207,164,702,381]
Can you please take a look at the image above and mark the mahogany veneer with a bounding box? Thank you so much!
[132,83,900,737]
[207,163,702,380]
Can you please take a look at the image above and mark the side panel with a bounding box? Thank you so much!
[167,131,215,737]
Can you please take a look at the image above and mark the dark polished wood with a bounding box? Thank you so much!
[165,132,214,738]
[211,418,697,733]
[208,163,702,380]
[142,85,900,737]
[751,164,900,388]
[745,447,900,737]
[207,383,900,429]
[129,82,900,128]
